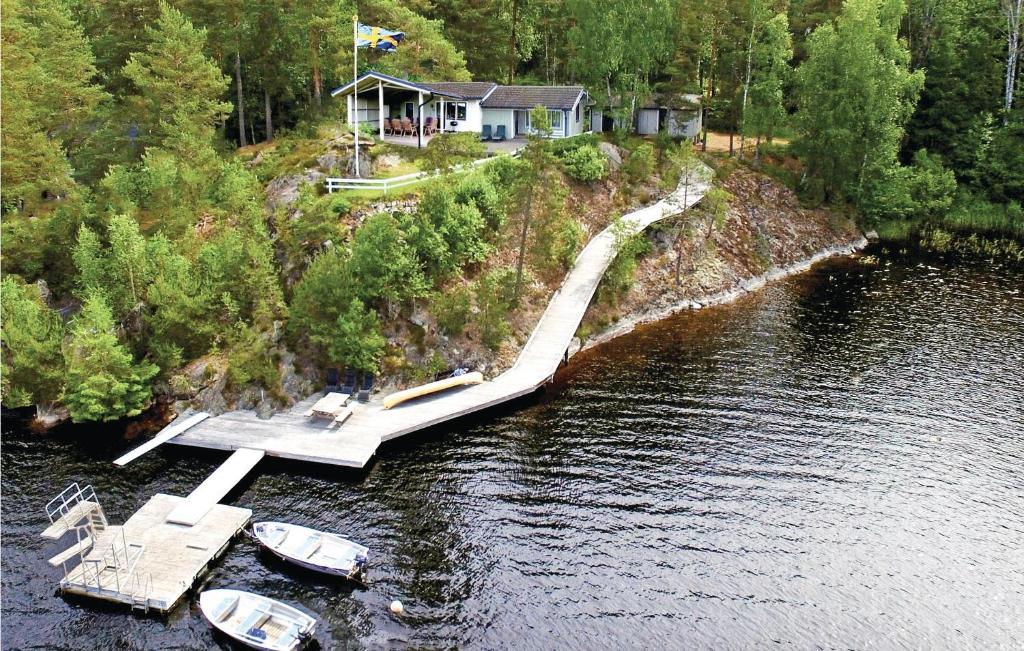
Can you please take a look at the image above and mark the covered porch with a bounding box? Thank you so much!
[381,132,526,154]
[332,71,464,148]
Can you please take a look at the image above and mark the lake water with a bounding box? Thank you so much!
[3,246,1023,649]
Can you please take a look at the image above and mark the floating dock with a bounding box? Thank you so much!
[45,484,251,613]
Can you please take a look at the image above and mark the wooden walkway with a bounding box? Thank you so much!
[166,448,264,525]
[161,175,710,467]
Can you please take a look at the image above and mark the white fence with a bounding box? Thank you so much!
[325,153,517,194]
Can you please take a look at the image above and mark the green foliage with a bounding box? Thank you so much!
[431,286,473,336]
[226,323,279,390]
[348,213,429,309]
[560,145,608,182]
[744,13,793,148]
[121,2,231,151]
[863,150,958,222]
[624,143,657,184]
[793,0,924,204]
[419,132,488,171]
[600,217,651,305]
[326,298,387,372]
[474,267,518,350]
[403,185,491,282]
[0,0,106,212]
[453,173,505,232]
[62,291,158,422]
[0,277,66,410]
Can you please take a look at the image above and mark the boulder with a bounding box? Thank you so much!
[599,142,624,171]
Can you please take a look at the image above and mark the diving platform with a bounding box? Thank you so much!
[44,484,251,614]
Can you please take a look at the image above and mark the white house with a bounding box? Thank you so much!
[330,71,591,144]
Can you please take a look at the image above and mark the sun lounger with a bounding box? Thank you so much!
[492,125,506,141]
[480,125,492,141]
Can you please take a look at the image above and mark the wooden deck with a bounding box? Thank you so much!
[166,448,264,526]
[163,175,710,467]
[57,494,251,613]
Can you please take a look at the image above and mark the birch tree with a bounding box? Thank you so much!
[1002,0,1023,122]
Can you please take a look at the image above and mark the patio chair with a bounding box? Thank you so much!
[325,368,340,393]
[424,117,436,135]
[389,118,403,136]
[341,369,357,396]
[400,117,415,136]
[480,125,492,141]
[357,372,375,402]
[492,124,507,141]
[382,120,394,136]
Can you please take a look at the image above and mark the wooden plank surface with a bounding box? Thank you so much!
[166,448,264,526]
[168,175,710,467]
[113,412,209,466]
[59,494,251,612]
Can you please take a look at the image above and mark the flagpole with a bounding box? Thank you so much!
[353,15,360,178]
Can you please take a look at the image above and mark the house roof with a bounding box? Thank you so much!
[610,92,702,110]
[481,86,586,110]
[420,82,497,100]
[330,71,466,99]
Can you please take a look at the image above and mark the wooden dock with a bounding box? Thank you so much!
[53,493,251,613]
[157,175,710,467]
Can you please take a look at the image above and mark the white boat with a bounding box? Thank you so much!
[199,589,316,651]
[252,521,369,580]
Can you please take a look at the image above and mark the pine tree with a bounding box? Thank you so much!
[1,0,106,211]
[0,277,66,417]
[122,1,231,151]
[62,291,158,422]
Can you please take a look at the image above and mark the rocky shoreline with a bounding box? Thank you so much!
[570,236,868,357]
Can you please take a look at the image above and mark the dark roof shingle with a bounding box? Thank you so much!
[481,86,585,110]
[420,81,497,99]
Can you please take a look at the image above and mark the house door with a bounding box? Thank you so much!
[405,102,415,120]
[514,110,530,136]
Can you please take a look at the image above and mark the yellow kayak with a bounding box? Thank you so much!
[382,372,484,409]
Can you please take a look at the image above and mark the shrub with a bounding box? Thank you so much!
[419,132,487,171]
[474,267,517,350]
[549,133,599,157]
[624,142,656,183]
[431,286,472,336]
[862,149,957,222]
[599,217,651,305]
[560,144,607,182]
[454,173,504,231]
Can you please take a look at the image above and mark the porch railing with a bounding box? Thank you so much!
[325,151,518,195]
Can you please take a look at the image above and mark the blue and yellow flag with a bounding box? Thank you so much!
[357,23,404,51]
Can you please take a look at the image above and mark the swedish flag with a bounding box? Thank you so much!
[357,23,404,52]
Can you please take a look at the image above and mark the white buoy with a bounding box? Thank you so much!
[390,600,404,614]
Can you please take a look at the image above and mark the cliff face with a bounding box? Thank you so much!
[577,164,865,349]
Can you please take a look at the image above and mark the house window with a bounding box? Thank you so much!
[548,110,562,129]
[575,103,580,122]
[446,102,467,121]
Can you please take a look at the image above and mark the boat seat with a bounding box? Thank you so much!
[236,609,271,635]
[211,595,239,623]
[295,535,322,560]
[281,622,301,644]
[267,527,289,548]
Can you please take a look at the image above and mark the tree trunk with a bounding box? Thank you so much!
[508,0,519,84]
[311,29,323,108]
[754,135,762,166]
[264,87,274,141]
[1005,0,1023,123]
[514,187,533,299]
[313,63,323,107]
[235,51,247,147]
[739,16,756,161]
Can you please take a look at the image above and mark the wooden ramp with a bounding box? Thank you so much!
[113,412,209,466]
[168,174,711,467]
[166,448,264,526]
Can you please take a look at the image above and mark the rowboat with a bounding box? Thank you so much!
[199,589,316,651]
[381,371,484,409]
[252,521,369,580]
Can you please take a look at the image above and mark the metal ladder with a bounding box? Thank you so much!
[129,572,153,613]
